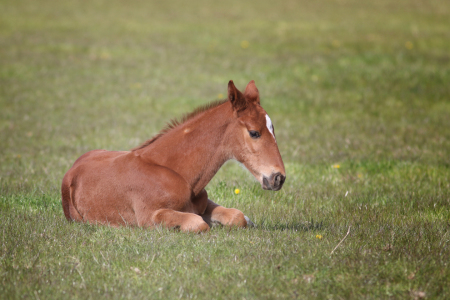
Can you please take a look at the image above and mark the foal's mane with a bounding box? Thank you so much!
[132,99,228,151]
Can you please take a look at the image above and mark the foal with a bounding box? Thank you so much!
[61,80,285,232]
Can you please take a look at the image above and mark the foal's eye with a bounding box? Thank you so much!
[249,130,261,139]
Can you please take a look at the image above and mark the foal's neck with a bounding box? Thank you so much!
[135,101,234,195]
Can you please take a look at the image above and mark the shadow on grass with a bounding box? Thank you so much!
[257,218,325,232]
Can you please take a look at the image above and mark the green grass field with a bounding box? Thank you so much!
[1,0,450,298]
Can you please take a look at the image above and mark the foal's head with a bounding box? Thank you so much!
[227,80,286,191]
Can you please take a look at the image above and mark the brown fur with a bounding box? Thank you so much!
[61,80,285,232]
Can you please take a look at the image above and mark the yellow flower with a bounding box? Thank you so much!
[331,40,341,48]
[130,82,142,89]
[316,234,323,239]
[357,173,363,178]
[208,41,217,52]
[234,188,240,195]
[240,40,249,49]
[217,93,224,99]
[100,51,111,60]
[405,41,413,50]
[332,164,340,169]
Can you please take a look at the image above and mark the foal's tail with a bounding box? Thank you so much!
[61,173,72,220]
[61,172,82,221]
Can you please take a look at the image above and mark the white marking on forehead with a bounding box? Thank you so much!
[265,114,276,142]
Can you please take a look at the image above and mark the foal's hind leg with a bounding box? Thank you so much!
[149,209,210,233]
[201,199,248,228]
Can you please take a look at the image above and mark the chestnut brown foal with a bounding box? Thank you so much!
[61,80,285,232]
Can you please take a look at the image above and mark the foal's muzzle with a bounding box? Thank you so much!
[262,172,286,191]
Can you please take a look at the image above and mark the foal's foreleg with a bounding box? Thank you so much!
[201,199,247,228]
[150,209,210,233]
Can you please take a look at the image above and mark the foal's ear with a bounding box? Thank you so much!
[228,80,246,112]
[244,80,260,105]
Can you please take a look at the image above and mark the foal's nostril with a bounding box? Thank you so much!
[280,174,285,185]
[272,172,285,188]
[275,174,281,184]
[263,173,286,190]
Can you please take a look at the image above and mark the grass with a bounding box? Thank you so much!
[1,0,450,298]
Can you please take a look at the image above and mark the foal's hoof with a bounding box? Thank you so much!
[194,222,210,233]
[226,209,247,228]
[244,215,256,228]
[181,217,210,233]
